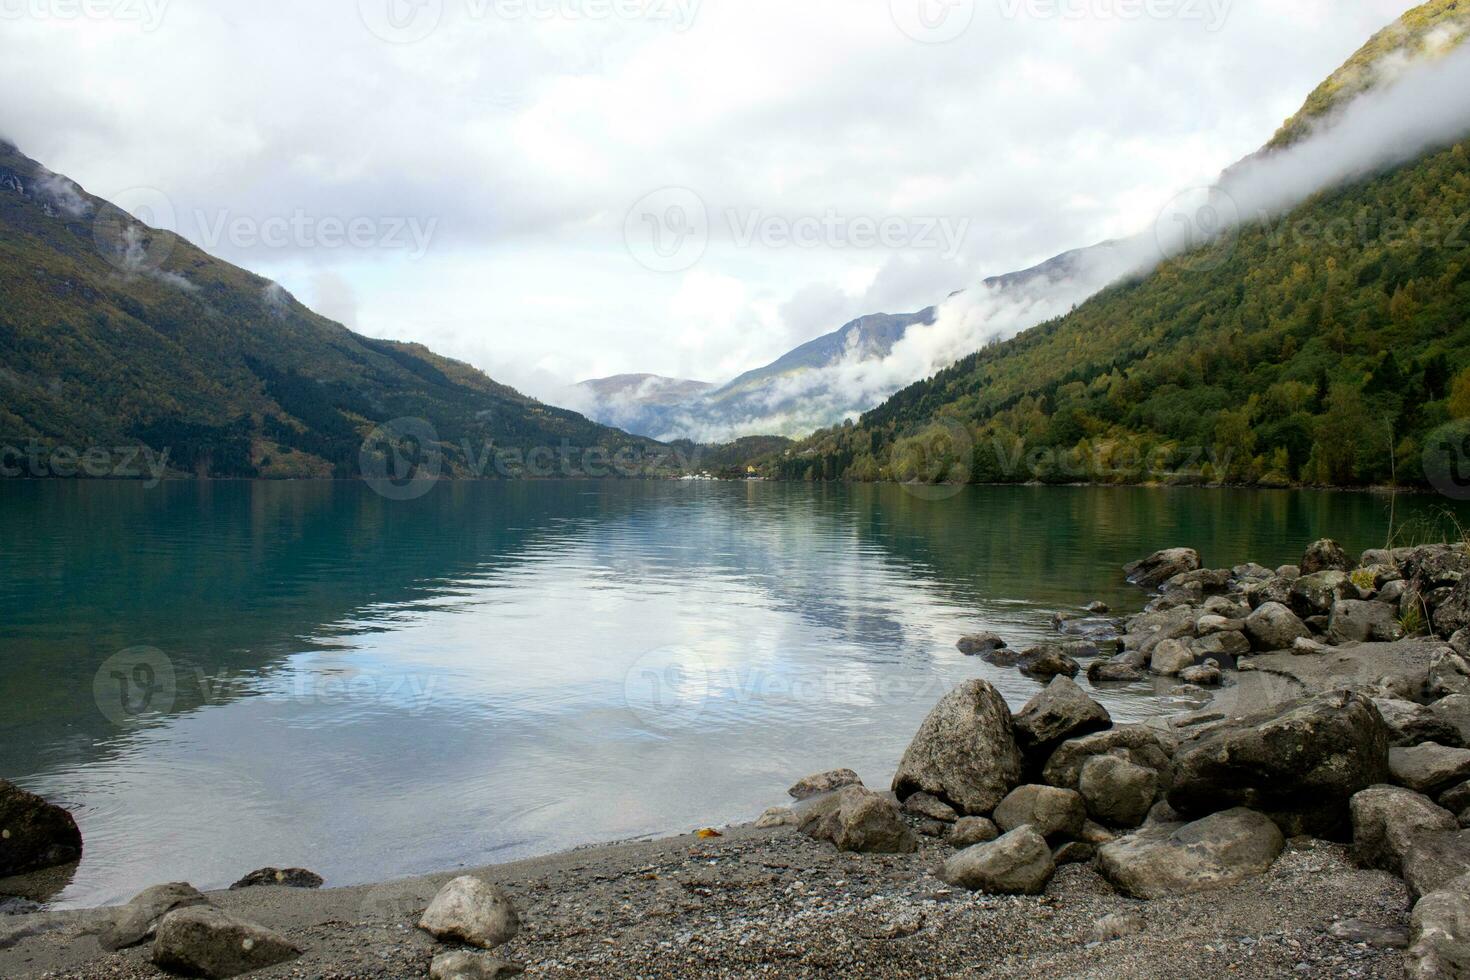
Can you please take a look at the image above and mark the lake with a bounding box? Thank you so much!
[0,479,1457,908]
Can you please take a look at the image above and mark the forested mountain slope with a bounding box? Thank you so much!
[766,2,1470,491]
[0,142,662,479]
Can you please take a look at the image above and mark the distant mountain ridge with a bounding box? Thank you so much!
[0,141,664,479]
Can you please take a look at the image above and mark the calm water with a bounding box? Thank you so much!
[0,480,1457,907]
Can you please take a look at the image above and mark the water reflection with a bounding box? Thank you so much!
[0,480,1457,907]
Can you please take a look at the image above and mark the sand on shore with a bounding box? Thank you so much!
[0,815,1410,980]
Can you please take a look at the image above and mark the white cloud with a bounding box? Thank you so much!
[0,0,1423,408]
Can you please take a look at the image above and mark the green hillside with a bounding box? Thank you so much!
[0,142,665,480]
[766,4,1470,491]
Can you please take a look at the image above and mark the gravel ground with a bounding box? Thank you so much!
[0,819,1410,979]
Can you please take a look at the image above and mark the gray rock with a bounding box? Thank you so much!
[1233,562,1275,583]
[947,816,999,848]
[1328,919,1409,949]
[1123,606,1198,656]
[1430,648,1470,700]
[98,883,209,952]
[1435,579,1470,638]
[1124,548,1201,589]
[1302,539,1351,575]
[1178,662,1223,687]
[1086,601,1110,614]
[1079,755,1159,828]
[1328,600,1406,645]
[1144,799,1182,826]
[788,769,863,801]
[892,680,1024,816]
[1247,576,1295,610]
[1244,602,1311,652]
[1375,699,1464,748]
[939,826,1055,894]
[1444,781,1470,813]
[1087,659,1146,684]
[430,951,524,980]
[1190,631,1251,660]
[1196,615,1245,636]
[1391,743,1470,795]
[1291,571,1353,618]
[1092,911,1146,942]
[1277,565,1302,580]
[1437,696,1470,748]
[1061,639,1101,660]
[1404,831,1470,903]
[1381,579,1410,605]
[0,779,82,877]
[1204,596,1252,619]
[1407,873,1470,979]
[151,907,302,979]
[1011,676,1111,759]
[901,792,958,823]
[229,868,324,891]
[755,807,795,829]
[1096,807,1284,899]
[957,633,1006,656]
[1168,690,1390,837]
[1081,819,1117,844]
[1043,726,1174,791]
[800,786,917,854]
[1292,637,1330,656]
[1454,629,1470,657]
[1149,639,1195,677]
[1053,841,1095,865]
[993,785,1086,840]
[1349,785,1456,874]
[1017,646,1080,681]
[916,819,950,838]
[419,877,521,949]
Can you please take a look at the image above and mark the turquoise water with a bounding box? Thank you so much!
[0,480,1456,907]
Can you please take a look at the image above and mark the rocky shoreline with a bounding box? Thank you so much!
[5,536,1470,978]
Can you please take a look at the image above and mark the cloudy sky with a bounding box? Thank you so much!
[0,0,1420,401]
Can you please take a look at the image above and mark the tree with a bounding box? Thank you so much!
[1451,368,1470,420]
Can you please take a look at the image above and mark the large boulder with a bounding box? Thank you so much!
[151,907,302,979]
[430,951,524,980]
[1430,648,1470,700]
[1291,572,1353,618]
[1439,581,1470,639]
[0,779,82,877]
[1405,831,1470,903]
[1375,699,1465,748]
[1390,744,1470,796]
[1095,808,1285,899]
[98,882,209,952]
[788,769,863,801]
[939,826,1055,895]
[1328,600,1406,645]
[1435,696,1470,747]
[1017,646,1080,681]
[1011,677,1111,760]
[1247,576,1295,610]
[1168,691,1390,837]
[957,633,1007,657]
[1349,785,1457,874]
[1301,539,1352,575]
[1043,726,1174,791]
[1125,548,1201,589]
[1079,755,1160,828]
[992,785,1086,840]
[1407,874,1470,980]
[892,680,1024,815]
[1122,606,1198,657]
[419,877,521,950]
[1149,639,1195,677]
[1244,603,1311,652]
[799,786,917,854]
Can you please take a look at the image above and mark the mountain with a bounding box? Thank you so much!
[0,141,666,480]
[576,374,716,404]
[763,0,1470,491]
